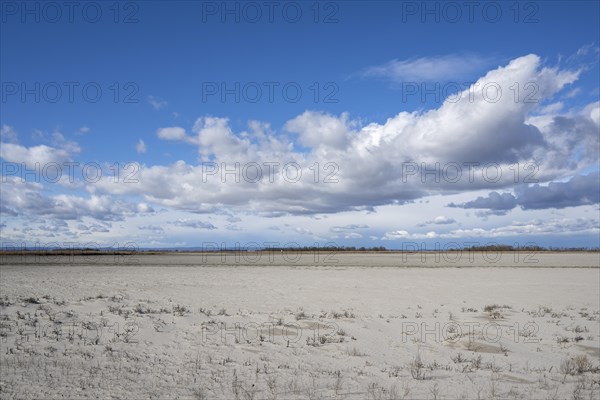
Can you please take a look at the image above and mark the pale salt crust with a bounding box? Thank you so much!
[0,252,599,399]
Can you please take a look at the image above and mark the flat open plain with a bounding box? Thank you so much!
[1,252,599,399]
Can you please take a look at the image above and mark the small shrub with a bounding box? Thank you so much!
[346,347,365,356]
[484,304,511,313]
[484,304,499,312]
[173,304,189,316]
[452,353,467,363]
[0,296,12,307]
[559,355,593,375]
[108,305,123,314]
[295,309,307,320]
[560,357,577,375]
[470,355,482,370]
[199,307,212,317]
[134,304,153,314]
[409,354,428,380]
[573,355,593,374]
[23,297,41,304]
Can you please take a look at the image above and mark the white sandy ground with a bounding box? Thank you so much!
[0,252,599,399]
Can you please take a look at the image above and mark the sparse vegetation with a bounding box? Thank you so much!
[1,255,599,399]
[23,297,41,304]
[0,296,13,307]
[173,304,189,316]
[346,347,366,356]
[409,354,428,380]
[295,309,307,320]
[560,355,595,375]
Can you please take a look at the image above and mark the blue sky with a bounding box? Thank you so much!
[1,1,599,249]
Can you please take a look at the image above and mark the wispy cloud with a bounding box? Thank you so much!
[138,225,164,233]
[148,95,168,111]
[418,216,457,227]
[363,54,493,82]
[168,219,216,230]
[136,139,147,154]
[0,124,18,143]
[382,217,599,240]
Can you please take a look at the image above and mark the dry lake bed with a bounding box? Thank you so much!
[0,252,599,399]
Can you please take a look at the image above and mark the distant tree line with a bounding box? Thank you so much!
[459,244,544,251]
[2,245,599,254]
[263,246,388,252]
[460,245,599,252]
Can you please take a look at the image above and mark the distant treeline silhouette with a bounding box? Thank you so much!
[263,246,388,252]
[460,245,598,252]
[259,245,599,252]
[1,245,599,255]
